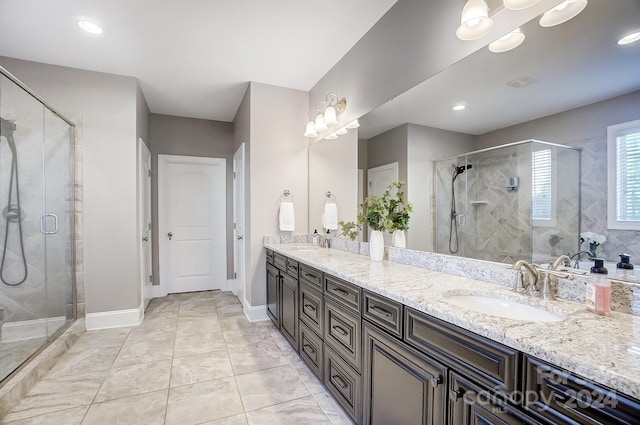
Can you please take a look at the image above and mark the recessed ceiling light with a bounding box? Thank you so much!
[453,104,466,111]
[78,20,103,35]
[618,31,640,45]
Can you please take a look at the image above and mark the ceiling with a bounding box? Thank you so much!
[359,0,640,139]
[0,0,397,122]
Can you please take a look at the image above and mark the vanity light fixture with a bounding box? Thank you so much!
[453,104,467,111]
[539,0,588,28]
[618,31,640,45]
[335,127,348,136]
[456,0,494,41]
[489,28,525,53]
[503,0,540,10]
[325,133,338,140]
[315,113,328,132]
[77,20,103,35]
[304,120,318,138]
[345,120,360,129]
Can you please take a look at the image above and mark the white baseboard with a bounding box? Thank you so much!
[85,303,144,331]
[1,316,67,342]
[243,298,268,322]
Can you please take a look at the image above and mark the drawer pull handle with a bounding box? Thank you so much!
[370,304,393,318]
[332,287,349,296]
[553,393,597,423]
[332,325,348,336]
[430,376,442,387]
[450,390,462,401]
[288,265,297,271]
[303,273,317,280]
[332,374,349,390]
[304,304,316,312]
[302,344,316,354]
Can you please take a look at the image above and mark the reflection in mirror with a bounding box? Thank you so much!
[328,0,640,269]
[434,140,580,264]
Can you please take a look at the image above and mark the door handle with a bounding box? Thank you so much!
[40,214,58,235]
[237,236,243,240]
[168,232,173,240]
[142,236,149,242]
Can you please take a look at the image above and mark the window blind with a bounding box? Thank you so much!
[532,149,552,221]
[616,132,640,222]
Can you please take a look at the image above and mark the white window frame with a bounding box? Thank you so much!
[532,146,557,228]
[607,119,640,230]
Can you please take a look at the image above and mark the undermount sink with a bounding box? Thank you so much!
[288,245,319,252]
[444,294,565,322]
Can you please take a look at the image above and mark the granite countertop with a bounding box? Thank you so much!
[265,243,640,400]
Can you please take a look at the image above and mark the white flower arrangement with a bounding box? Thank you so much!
[580,231,606,256]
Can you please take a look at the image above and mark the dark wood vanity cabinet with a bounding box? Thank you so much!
[524,356,640,425]
[363,321,447,425]
[266,261,280,328]
[266,252,640,425]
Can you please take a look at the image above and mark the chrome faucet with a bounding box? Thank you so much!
[512,260,538,294]
[317,233,332,248]
[568,250,593,268]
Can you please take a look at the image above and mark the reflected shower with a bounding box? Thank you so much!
[0,116,28,286]
[449,163,472,254]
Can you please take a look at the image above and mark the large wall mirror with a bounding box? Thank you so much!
[309,0,640,266]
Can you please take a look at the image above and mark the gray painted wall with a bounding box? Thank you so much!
[0,56,142,313]
[366,124,408,182]
[475,90,640,261]
[149,114,234,283]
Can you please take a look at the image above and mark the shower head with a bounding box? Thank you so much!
[452,164,473,181]
[0,116,16,138]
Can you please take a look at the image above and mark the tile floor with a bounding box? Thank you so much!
[0,291,354,425]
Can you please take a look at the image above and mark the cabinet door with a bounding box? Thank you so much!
[449,372,541,425]
[281,273,299,351]
[266,263,280,328]
[363,321,447,425]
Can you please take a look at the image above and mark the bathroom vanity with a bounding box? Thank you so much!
[265,244,640,425]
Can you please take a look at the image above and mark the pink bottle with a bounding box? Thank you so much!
[586,258,611,316]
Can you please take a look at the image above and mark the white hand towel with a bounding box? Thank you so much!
[323,203,338,230]
[279,202,295,231]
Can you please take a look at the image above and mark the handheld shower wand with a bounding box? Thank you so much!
[0,116,28,286]
[449,164,472,254]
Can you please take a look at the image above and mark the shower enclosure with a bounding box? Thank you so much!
[435,140,580,264]
[0,67,75,383]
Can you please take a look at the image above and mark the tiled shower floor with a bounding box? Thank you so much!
[0,337,47,383]
[0,291,353,424]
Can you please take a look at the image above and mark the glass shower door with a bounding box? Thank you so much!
[43,109,73,339]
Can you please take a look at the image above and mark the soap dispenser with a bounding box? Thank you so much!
[616,254,634,280]
[312,229,319,246]
[586,258,610,316]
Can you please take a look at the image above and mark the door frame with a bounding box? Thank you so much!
[232,144,246,305]
[137,139,152,310]
[158,154,227,296]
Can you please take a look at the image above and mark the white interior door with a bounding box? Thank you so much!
[138,139,152,310]
[232,144,245,305]
[367,162,399,244]
[159,155,227,294]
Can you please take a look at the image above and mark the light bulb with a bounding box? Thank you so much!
[489,28,525,53]
[539,0,587,27]
[315,114,328,132]
[324,106,337,125]
[456,0,493,41]
[304,120,318,138]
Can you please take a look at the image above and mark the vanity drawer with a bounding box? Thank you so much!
[524,356,640,425]
[266,249,274,265]
[324,275,361,313]
[299,321,323,379]
[404,307,520,396]
[273,252,287,271]
[363,290,403,338]
[299,282,324,337]
[324,344,362,424]
[300,264,323,292]
[285,258,299,279]
[324,298,362,372]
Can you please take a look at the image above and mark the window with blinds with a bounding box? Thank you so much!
[608,120,640,230]
[532,149,553,222]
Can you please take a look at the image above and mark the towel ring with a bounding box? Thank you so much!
[325,191,337,203]
[280,190,293,202]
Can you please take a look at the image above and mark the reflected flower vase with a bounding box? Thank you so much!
[391,230,406,248]
[369,230,384,262]
[589,242,599,258]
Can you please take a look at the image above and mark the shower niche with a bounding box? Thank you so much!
[434,140,581,264]
[0,67,75,383]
